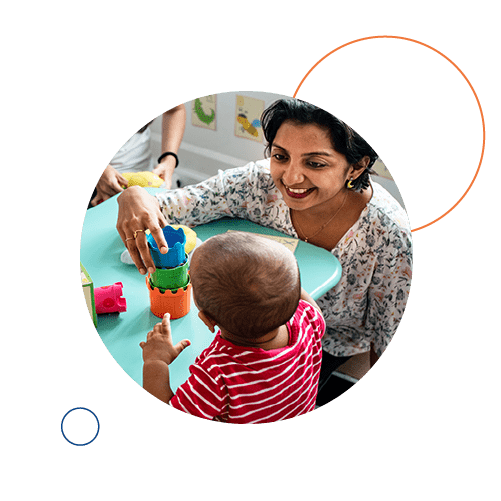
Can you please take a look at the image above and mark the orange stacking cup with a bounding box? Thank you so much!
[146,276,192,319]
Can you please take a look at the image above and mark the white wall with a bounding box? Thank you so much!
[149,91,289,183]
[150,90,406,209]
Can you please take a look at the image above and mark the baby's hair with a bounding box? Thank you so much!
[190,232,301,338]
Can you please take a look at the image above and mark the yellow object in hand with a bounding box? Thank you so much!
[122,171,164,188]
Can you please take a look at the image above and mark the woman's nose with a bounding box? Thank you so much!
[282,158,305,186]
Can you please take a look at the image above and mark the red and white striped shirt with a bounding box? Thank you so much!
[169,300,325,423]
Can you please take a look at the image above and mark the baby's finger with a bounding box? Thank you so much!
[139,342,145,349]
[174,339,191,356]
[161,313,172,337]
[152,323,163,335]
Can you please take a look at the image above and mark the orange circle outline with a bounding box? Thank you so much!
[293,35,485,233]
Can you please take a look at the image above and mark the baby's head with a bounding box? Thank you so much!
[190,232,301,339]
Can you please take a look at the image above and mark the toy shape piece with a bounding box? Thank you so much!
[121,171,164,188]
[147,225,186,268]
[150,255,190,289]
[170,225,197,254]
[94,282,127,314]
[146,276,192,319]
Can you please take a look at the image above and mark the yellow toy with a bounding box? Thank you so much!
[170,225,197,254]
[121,171,164,188]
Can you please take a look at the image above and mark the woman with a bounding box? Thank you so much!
[90,104,186,207]
[116,98,412,386]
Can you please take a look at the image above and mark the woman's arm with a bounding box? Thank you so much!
[117,161,272,273]
[154,162,265,227]
[153,104,187,188]
[117,166,241,274]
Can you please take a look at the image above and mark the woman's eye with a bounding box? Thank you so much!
[273,153,287,161]
[308,161,326,168]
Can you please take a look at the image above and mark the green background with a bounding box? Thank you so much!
[5,0,499,500]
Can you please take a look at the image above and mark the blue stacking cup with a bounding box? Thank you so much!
[147,226,186,268]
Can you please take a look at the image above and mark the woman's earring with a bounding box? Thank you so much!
[346,177,354,189]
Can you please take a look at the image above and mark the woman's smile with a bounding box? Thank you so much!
[282,181,317,199]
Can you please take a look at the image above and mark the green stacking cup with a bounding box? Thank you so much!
[150,255,189,290]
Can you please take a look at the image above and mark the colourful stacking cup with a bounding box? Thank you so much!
[146,276,192,319]
[150,255,189,289]
[147,226,186,269]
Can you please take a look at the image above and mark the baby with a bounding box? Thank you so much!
[140,231,326,423]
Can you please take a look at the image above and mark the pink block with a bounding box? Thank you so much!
[94,282,127,314]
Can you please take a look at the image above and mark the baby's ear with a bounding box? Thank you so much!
[198,311,217,333]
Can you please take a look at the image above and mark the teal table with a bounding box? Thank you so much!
[80,189,342,391]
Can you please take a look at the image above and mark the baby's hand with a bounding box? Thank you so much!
[140,313,190,365]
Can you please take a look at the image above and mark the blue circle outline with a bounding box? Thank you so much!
[61,407,100,446]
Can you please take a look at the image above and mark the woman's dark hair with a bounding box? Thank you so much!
[261,99,378,192]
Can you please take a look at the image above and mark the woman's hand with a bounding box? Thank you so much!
[152,154,176,189]
[116,185,169,274]
[90,164,128,206]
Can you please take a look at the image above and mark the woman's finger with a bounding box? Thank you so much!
[108,177,126,196]
[90,194,100,207]
[125,238,147,275]
[149,216,169,255]
[135,230,156,274]
[97,177,122,199]
[116,173,129,188]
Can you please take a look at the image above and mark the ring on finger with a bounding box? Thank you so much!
[134,229,144,239]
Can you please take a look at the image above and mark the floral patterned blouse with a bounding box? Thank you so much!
[156,159,413,357]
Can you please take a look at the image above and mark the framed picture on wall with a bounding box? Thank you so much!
[192,95,217,130]
[234,94,264,142]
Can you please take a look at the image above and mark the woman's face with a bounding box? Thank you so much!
[269,121,353,212]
